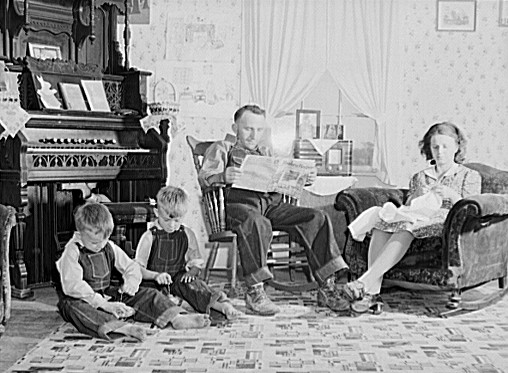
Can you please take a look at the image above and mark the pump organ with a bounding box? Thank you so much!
[0,0,166,297]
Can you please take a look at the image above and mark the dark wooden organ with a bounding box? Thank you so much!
[0,0,165,297]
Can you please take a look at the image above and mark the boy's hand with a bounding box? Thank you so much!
[181,267,200,283]
[120,283,137,297]
[155,272,172,285]
[100,302,135,319]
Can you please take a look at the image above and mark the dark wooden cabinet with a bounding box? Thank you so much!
[1,0,129,73]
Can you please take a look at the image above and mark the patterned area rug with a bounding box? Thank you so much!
[7,283,508,373]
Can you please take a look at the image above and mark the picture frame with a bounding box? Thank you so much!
[58,82,88,111]
[296,109,320,139]
[81,80,111,112]
[28,43,62,60]
[322,124,345,140]
[436,0,476,32]
[500,0,508,26]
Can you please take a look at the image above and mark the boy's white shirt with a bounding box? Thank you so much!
[135,221,205,271]
[56,232,142,309]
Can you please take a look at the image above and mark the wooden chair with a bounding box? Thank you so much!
[1,204,16,337]
[186,135,317,297]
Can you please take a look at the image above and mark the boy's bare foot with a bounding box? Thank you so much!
[115,324,146,342]
[172,314,211,329]
[211,301,243,320]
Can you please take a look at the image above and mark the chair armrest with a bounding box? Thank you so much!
[443,193,508,248]
[334,187,408,224]
[442,193,508,286]
[445,194,508,232]
[202,182,227,194]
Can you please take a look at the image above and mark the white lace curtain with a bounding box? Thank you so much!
[242,0,402,184]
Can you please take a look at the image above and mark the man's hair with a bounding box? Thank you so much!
[156,185,189,217]
[234,104,266,123]
[74,202,114,239]
[419,121,467,164]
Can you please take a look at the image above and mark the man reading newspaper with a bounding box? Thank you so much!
[198,104,352,316]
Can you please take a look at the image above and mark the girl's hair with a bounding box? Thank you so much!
[156,186,189,217]
[74,202,114,239]
[418,122,467,164]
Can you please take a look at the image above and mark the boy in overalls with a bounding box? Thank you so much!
[56,202,211,342]
[135,186,242,321]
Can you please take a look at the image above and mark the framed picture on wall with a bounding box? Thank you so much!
[296,109,320,139]
[436,0,477,32]
[28,43,62,60]
[500,0,508,26]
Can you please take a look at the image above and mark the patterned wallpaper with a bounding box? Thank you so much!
[128,0,242,251]
[127,0,507,253]
[396,0,508,186]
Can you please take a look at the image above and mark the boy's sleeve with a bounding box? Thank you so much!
[184,226,205,270]
[134,230,154,269]
[111,241,142,290]
[56,242,110,309]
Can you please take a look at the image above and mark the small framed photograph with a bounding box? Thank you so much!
[500,0,508,26]
[28,43,62,60]
[296,109,320,139]
[322,124,345,140]
[436,0,476,32]
[58,82,88,111]
[81,80,111,112]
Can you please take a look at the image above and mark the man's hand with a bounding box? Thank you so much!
[155,272,172,285]
[305,168,317,186]
[100,301,135,319]
[224,167,243,184]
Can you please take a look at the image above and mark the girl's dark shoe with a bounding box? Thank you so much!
[351,293,384,315]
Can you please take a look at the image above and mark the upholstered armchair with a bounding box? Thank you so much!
[334,163,508,313]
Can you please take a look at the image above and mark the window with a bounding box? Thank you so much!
[292,71,376,174]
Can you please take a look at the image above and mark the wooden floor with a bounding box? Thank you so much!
[0,286,62,372]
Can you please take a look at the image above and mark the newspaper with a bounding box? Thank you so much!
[232,155,315,199]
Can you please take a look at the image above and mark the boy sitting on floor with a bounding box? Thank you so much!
[135,185,243,321]
[56,202,211,342]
